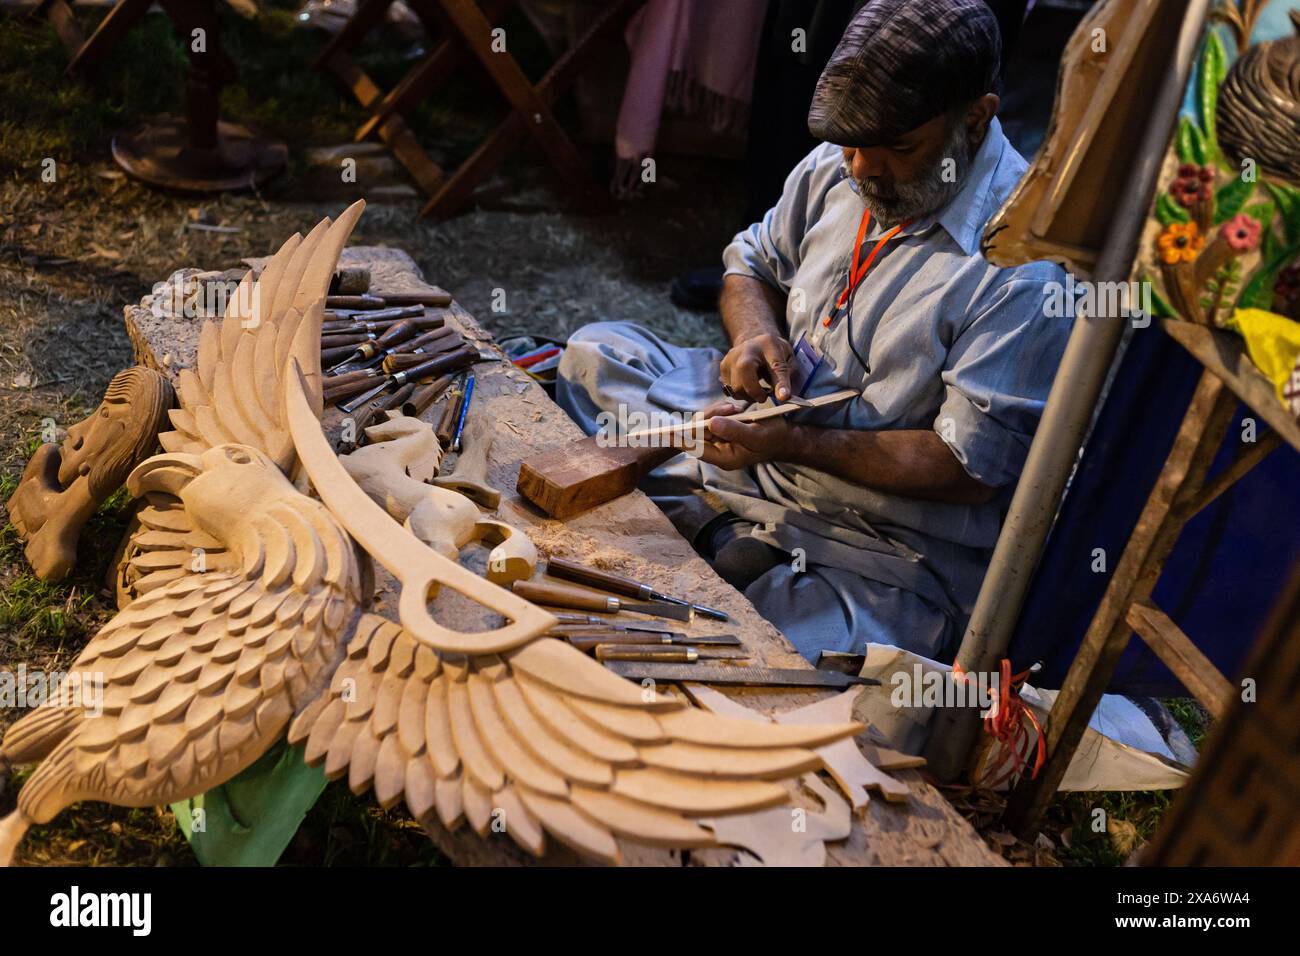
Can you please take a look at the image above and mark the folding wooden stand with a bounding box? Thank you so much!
[316,0,642,218]
[1003,319,1300,837]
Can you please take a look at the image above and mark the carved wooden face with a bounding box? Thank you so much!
[58,396,133,488]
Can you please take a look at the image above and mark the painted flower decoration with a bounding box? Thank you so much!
[1157,221,1205,264]
[1169,164,1215,208]
[1219,213,1261,252]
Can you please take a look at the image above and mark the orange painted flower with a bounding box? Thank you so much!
[1157,221,1204,265]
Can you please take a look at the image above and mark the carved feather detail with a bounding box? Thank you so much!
[157,201,365,476]
[288,616,860,865]
[0,444,362,855]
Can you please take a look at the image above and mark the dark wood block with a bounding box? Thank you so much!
[516,436,677,520]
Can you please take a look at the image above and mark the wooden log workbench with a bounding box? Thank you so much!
[124,245,1001,867]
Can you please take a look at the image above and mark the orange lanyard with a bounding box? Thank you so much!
[823,207,910,328]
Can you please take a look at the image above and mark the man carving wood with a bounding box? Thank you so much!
[557,0,1070,663]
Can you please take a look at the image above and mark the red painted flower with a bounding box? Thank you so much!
[1219,213,1261,252]
[1169,164,1215,208]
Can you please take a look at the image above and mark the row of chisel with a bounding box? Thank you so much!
[547,615,746,663]
[317,293,482,413]
[511,555,729,623]
[513,557,743,664]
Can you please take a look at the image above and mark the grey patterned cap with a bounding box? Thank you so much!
[807,0,1002,147]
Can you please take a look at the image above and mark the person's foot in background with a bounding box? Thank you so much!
[670,265,726,311]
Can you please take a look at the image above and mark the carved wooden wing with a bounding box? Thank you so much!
[0,444,363,866]
[158,200,366,474]
[288,614,861,864]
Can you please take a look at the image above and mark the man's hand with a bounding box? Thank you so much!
[719,333,795,403]
[689,400,794,471]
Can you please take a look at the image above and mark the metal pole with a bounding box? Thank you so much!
[924,0,1215,781]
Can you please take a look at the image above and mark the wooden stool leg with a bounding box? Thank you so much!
[1001,370,1239,837]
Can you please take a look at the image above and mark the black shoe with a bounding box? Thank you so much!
[670,266,725,312]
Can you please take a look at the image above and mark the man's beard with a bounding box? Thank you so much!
[845,120,975,226]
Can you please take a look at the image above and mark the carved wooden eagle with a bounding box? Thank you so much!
[0,201,860,866]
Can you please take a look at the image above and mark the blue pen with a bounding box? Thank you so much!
[451,374,475,452]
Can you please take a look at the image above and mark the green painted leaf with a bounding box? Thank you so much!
[1176,117,1207,166]
[1263,222,1281,266]
[1244,200,1275,224]
[1199,32,1227,164]
[1156,192,1190,226]
[1141,273,1175,319]
[1264,181,1300,245]
[1237,239,1300,310]
[1214,176,1254,223]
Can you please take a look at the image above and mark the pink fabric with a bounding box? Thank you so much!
[615,0,768,162]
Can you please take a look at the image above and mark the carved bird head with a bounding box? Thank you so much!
[128,444,291,528]
[129,442,312,540]
[127,442,361,597]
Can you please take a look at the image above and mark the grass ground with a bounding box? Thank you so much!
[0,2,1206,867]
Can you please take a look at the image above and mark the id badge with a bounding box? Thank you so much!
[789,332,823,397]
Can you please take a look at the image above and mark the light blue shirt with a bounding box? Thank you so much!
[719,118,1070,619]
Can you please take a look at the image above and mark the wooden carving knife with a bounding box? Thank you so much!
[512,579,693,622]
[546,555,728,621]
